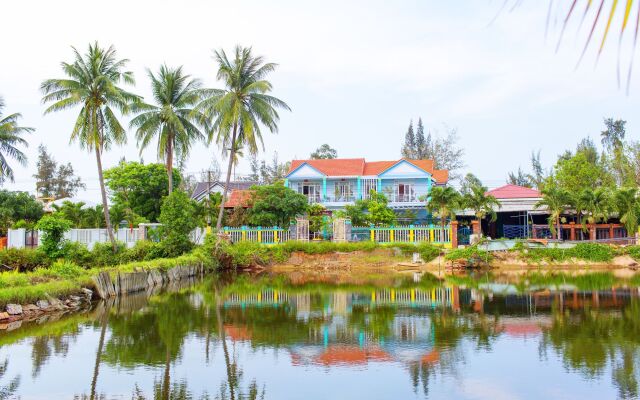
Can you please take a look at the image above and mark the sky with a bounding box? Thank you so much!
[1,0,638,199]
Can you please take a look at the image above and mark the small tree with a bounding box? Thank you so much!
[158,191,201,257]
[35,215,72,259]
[425,186,461,241]
[614,187,639,237]
[463,185,500,235]
[249,184,308,227]
[366,191,396,225]
[310,144,337,160]
[535,183,572,239]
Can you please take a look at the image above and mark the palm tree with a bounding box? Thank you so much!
[41,42,140,249]
[462,185,500,235]
[575,188,611,237]
[425,186,461,243]
[535,185,572,239]
[130,65,206,194]
[0,96,33,184]
[197,46,291,231]
[614,187,639,237]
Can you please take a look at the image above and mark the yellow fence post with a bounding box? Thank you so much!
[241,226,246,242]
[391,289,395,302]
[390,228,395,243]
[409,225,415,243]
[370,227,375,242]
[429,228,435,243]
[411,289,416,303]
[258,229,262,243]
[274,229,279,243]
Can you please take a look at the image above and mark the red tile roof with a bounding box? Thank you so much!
[223,189,254,208]
[486,184,541,199]
[288,158,449,183]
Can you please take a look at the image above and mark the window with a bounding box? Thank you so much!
[362,179,378,200]
[334,182,354,201]
[395,183,415,202]
[298,183,321,203]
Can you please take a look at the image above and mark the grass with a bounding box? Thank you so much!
[444,246,493,263]
[515,243,614,264]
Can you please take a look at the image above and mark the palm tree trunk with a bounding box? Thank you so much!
[216,123,238,231]
[162,346,170,400]
[167,136,174,194]
[556,215,561,241]
[96,149,116,250]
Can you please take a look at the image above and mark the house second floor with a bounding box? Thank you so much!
[284,158,448,209]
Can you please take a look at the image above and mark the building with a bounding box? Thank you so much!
[284,158,448,220]
[190,180,258,202]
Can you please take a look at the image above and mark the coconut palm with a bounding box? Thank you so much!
[462,185,500,235]
[574,188,611,236]
[197,46,291,231]
[425,186,462,242]
[0,96,33,184]
[41,43,140,249]
[130,65,206,194]
[535,185,572,239]
[613,187,639,237]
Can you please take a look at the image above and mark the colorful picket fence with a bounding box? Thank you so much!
[351,225,452,247]
[223,226,291,244]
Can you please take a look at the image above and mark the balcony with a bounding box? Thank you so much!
[305,194,322,204]
[391,194,419,203]
[324,194,357,203]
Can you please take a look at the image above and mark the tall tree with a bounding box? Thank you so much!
[401,120,416,158]
[574,188,610,235]
[34,145,85,199]
[507,167,533,188]
[41,42,140,249]
[601,118,626,151]
[0,96,32,184]
[310,144,337,160]
[130,65,206,194]
[197,46,291,231]
[415,118,426,158]
[421,127,465,181]
[460,173,483,196]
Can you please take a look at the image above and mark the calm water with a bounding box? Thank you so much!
[1,270,640,400]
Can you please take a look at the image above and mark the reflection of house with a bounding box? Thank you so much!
[284,158,448,218]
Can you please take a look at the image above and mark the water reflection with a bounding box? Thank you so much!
[0,271,639,399]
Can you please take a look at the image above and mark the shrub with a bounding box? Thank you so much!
[91,241,127,266]
[0,248,50,272]
[120,240,164,263]
[627,246,640,261]
[158,191,200,257]
[444,246,493,263]
[570,243,614,262]
[61,242,93,267]
[35,215,73,259]
[0,271,30,288]
[36,260,83,279]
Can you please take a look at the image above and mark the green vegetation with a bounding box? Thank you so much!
[248,183,308,227]
[627,246,640,261]
[335,190,396,226]
[516,243,615,263]
[35,215,73,259]
[33,144,85,199]
[0,190,43,235]
[0,96,33,185]
[444,245,493,263]
[158,190,202,257]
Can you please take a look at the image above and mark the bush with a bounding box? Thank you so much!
[61,242,93,267]
[158,191,200,257]
[445,246,493,263]
[35,215,73,259]
[0,248,50,272]
[91,241,127,267]
[0,271,30,288]
[627,246,640,261]
[36,260,83,279]
[120,240,164,263]
[518,243,614,263]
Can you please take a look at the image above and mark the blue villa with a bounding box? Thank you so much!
[284,158,449,220]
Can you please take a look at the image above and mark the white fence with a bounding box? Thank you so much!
[6,227,208,250]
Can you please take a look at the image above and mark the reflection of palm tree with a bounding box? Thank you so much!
[0,359,20,400]
[90,302,111,400]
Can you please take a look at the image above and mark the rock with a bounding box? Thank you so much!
[81,288,93,300]
[0,312,10,320]
[69,295,81,302]
[6,304,22,315]
[46,296,65,310]
[6,321,22,331]
[23,304,39,312]
[36,300,50,310]
[0,323,8,330]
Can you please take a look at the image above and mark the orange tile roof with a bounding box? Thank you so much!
[288,158,449,183]
[223,189,254,208]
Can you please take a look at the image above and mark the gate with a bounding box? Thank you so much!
[333,218,347,242]
[25,230,39,249]
[296,218,309,242]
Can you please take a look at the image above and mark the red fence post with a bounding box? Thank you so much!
[451,221,459,249]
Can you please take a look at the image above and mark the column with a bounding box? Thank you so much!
[322,177,327,201]
[377,178,382,192]
[283,178,288,188]
[357,177,361,200]
[451,221,459,248]
[569,222,576,241]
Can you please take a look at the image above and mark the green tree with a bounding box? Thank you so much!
[0,96,33,184]
[400,120,416,159]
[35,214,73,259]
[197,46,291,231]
[535,183,572,239]
[310,144,338,160]
[307,203,328,233]
[614,187,639,237]
[335,200,368,226]
[507,167,533,188]
[574,188,611,234]
[460,173,483,195]
[41,42,140,249]
[52,201,86,227]
[463,185,500,235]
[249,184,307,227]
[158,190,201,257]
[130,65,206,194]
[554,151,611,193]
[34,145,85,199]
[425,186,461,241]
[0,190,44,235]
[365,191,396,226]
[104,162,180,223]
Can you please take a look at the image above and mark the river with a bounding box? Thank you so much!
[0,269,639,400]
